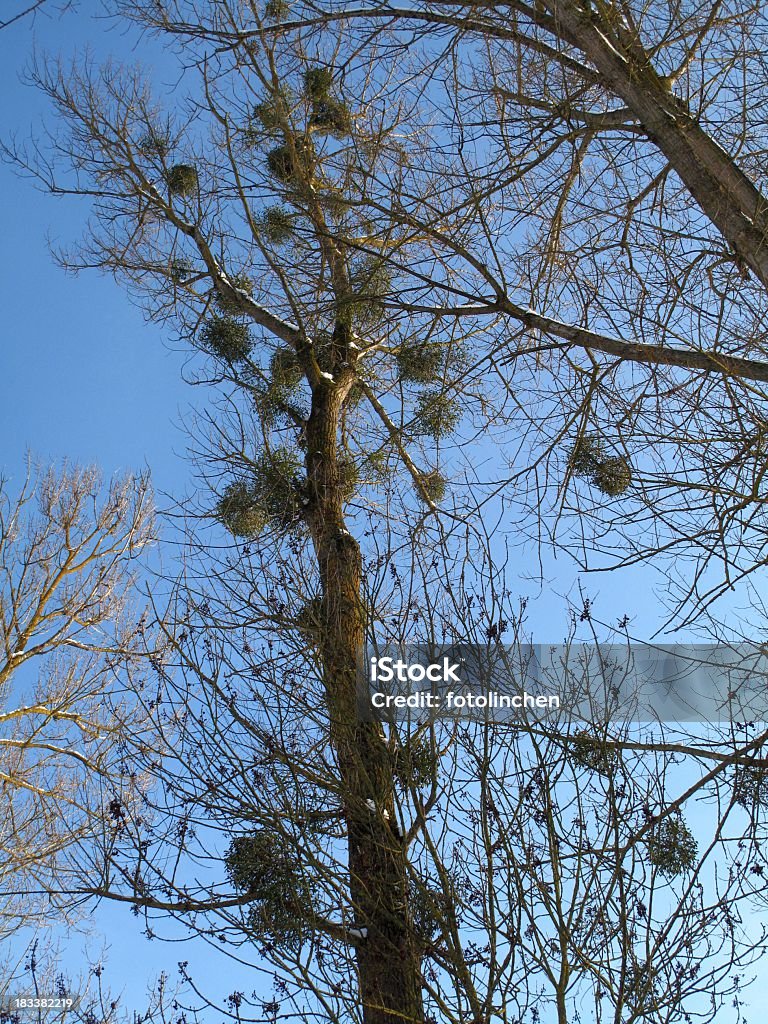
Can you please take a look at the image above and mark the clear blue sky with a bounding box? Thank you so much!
[0,3,193,497]
[0,4,240,1011]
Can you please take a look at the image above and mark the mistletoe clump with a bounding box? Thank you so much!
[199,315,253,363]
[364,449,394,482]
[309,330,336,374]
[311,97,353,137]
[304,68,334,101]
[295,596,324,643]
[397,342,443,384]
[251,385,300,431]
[225,830,313,952]
[252,99,284,134]
[568,434,605,476]
[266,141,312,186]
[264,0,290,18]
[138,127,172,159]
[393,737,438,790]
[169,257,193,284]
[570,731,619,776]
[593,456,632,496]
[339,258,391,329]
[166,163,198,196]
[216,448,306,538]
[568,434,632,497]
[409,883,442,944]
[304,66,352,137]
[266,144,296,183]
[259,205,296,245]
[215,481,268,538]
[645,817,697,877]
[415,469,447,505]
[252,447,306,529]
[414,391,461,439]
[246,87,296,144]
[319,189,350,221]
[336,456,360,501]
[270,346,303,390]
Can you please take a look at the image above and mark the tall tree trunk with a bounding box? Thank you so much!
[305,377,424,1024]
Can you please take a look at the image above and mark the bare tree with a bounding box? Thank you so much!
[8,3,768,1023]
[91,0,768,619]
[97,538,768,1024]
[0,460,154,946]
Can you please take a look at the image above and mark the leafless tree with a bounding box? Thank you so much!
[8,3,768,1022]
[90,0,768,620]
[97,531,768,1024]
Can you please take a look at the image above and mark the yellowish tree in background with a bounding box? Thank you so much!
[0,462,154,945]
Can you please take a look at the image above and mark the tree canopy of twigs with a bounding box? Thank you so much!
[0,1,71,32]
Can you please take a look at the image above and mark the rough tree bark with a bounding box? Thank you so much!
[304,334,424,1024]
